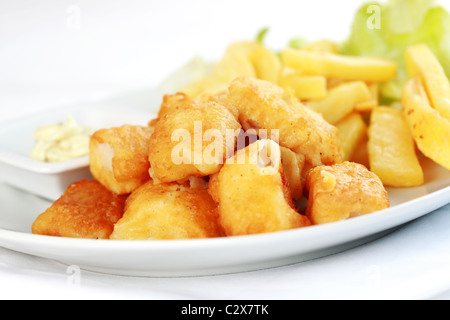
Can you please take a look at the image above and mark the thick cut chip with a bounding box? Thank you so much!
[209,139,311,236]
[355,83,379,113]
[90,125,154,195]
[305,162,390,225]
[280,73,328,101]
[225,77,342,166]
[148,97,241,183]
[406,44,450,120]
[336,113,368,161]
[307,81,372,124]
[281,48,398,82]
[402,77,450,170]
[183,41,257,97]
[368,106,424,187]
[249,46,282,84]
[32,180,127,239]
[110,181,224,240]
[302,40,340,54]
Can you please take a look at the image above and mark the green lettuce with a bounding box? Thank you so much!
[340,0,450,102]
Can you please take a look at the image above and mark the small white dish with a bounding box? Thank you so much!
[0,103,154,200]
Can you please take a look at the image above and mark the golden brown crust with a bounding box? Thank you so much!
[89,125,154,195]
[305,161,390,225]
[32,180,127,239]
[110,181,225,240]
[148,96,241,183]
[210,139,311,236]
[224,77,343,167]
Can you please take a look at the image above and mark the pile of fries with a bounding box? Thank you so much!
[184,39,450,188]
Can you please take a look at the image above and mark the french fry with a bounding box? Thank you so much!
[355,83,379,113]
[336,113,367,161]
[306,81,372,124]
[280,73,327,100]
[183,42,257,97]
[405,44,450,120]
[368,106,424,187]
[402,77,450,170]
[249,46,282,84]
[302,40,339,54]
[281,48,398,82]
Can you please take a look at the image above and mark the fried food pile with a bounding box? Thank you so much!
[31,31,450,241]
[32,74,392,240]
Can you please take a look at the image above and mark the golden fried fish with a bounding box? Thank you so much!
[32,180,127,239]
[305,161,390,225]
[224,77,343,167]
[280,146,306,200]
[148,97,241,183]
[110,181,225,240]
[90,124,154,195]
[209,139,311,236]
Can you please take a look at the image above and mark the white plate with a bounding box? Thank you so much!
[0,91,449,278]
[0,149,448,277]
[0,103,153,201]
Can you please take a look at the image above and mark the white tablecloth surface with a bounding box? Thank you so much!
[1,0,449,300]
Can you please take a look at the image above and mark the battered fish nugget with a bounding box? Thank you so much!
[280,146,306,200]
[110,181,225,240]
[224,77,343,166]
[32,180,126,239]
[90,125,154,195]
[305,161,390,225]
[149,99,241,183]
[210,139,311,236]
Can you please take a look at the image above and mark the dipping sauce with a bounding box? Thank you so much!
[30,116,94,163]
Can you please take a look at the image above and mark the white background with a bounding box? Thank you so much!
[1,0,450,300]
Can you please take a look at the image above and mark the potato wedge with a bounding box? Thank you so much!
[402,77,450,171]
[307,81,372,124]
[336,113,367,161]
[368,106,424,187]
[281,48,398,82]
[280,73,327,100]
[405,44,450,120]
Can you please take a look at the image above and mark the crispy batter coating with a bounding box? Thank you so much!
[305,161,390,225]
[110,181,225,240]
[209,139,311,236]
[90,125,154,195]
[224,77,343,166]
[280,146,306,200]
[148,96,241,183]
[32,180,127,239]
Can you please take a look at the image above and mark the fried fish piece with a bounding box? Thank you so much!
[224,77,343,166]
[305,161,390,225]
[148,97,241,183]
[90,124,154,195]
[110,181,225,240]
[209,139,311,236]
[280,146,306,200]
[32,180,127,239]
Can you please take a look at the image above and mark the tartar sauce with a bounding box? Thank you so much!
[30,116,94,163]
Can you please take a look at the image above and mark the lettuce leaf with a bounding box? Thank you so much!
[340,0,450,102]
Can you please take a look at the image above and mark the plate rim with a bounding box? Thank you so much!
[0,184,448,251]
